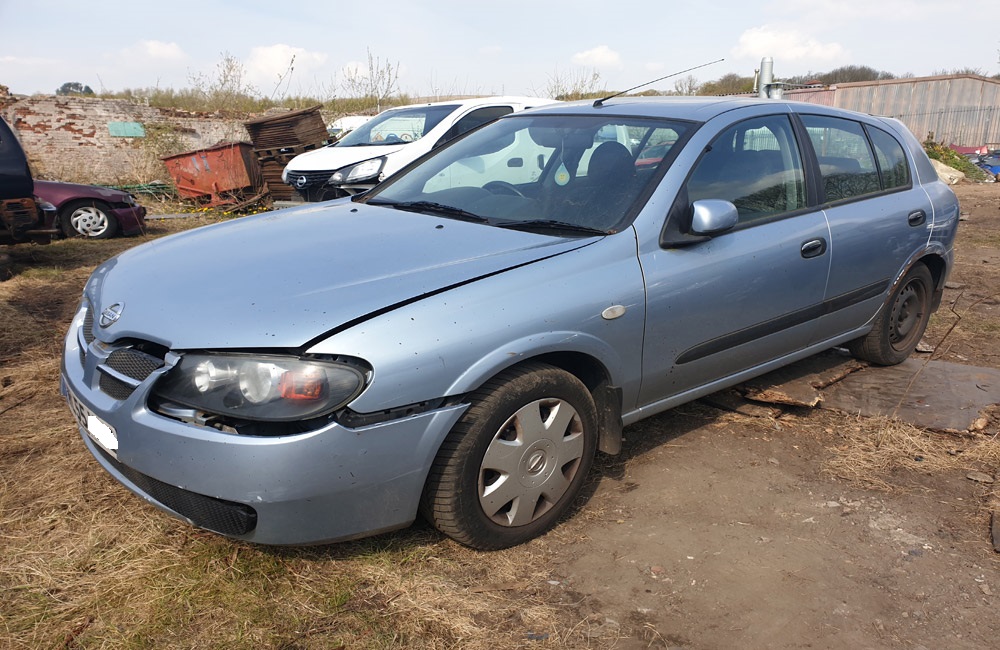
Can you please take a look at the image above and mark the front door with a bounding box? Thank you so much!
[636,113,831,408]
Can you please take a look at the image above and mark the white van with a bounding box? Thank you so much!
[281,96,557,201]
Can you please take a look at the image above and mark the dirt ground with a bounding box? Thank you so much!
[1,184,999,649]
[530,182,1000,648]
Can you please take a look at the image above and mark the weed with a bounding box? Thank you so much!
[923,137,992,181]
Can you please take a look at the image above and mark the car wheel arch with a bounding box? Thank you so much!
[917,253,948,310]
[450,349,624,457]
[888,252,947,313]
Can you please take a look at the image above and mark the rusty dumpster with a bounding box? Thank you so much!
[161,142,263,206]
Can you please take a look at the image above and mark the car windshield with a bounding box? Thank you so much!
[336,104,459,147]
[363,114,691,233]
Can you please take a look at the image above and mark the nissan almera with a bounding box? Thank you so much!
[62,97,959,549]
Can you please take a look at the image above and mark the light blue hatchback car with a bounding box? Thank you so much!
[62,97,959,549]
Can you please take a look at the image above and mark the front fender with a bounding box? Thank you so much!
[308,232,647,414]
[443,330,627,397]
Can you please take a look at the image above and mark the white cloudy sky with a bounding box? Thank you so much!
[0,0,995,98]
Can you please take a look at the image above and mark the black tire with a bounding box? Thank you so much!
[848,263,933,366]
[61,200,119,239]
[420,363,598,549]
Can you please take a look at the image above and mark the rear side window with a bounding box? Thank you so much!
[801,115,881,202]
[867,126,911,190]
[686,115,806,224]
[440,106,514,143]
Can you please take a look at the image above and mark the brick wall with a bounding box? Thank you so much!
[0,96,248,185]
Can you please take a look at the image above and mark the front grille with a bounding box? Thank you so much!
[97,447,258,536]
[79,303,95,366]
[106,348,163,381]
[82,307,95,344]
[97,347,165,400]
[99,373,135,400]
[283,168,334,189]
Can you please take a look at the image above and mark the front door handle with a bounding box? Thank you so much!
[908,210,927,227]
[800,238,827,259]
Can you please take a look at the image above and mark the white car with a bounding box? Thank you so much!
[282,96,557,201]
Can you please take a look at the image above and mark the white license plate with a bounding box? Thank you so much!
[67,389,118,457]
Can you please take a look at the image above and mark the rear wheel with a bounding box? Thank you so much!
[421,363,598,549]
[848,263,933,365]
[61,200,118,239]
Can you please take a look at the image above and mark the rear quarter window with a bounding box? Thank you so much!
[866,125,911,190]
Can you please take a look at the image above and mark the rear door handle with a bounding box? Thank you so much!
[908,210,926,227]
[800,238,827,259]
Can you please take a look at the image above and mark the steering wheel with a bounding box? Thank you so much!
[483,180,526,198]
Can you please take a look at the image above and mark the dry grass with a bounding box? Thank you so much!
[825,415,1000,489]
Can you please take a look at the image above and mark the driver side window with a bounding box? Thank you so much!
[686,115,806,224]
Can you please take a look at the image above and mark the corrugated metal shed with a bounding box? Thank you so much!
[787,74,1000,147]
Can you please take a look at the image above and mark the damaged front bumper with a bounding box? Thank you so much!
[60,303,467,545]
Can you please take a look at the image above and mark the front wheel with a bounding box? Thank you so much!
[421,363,598,549]
[61,200,119,239]
[848,263,933,365]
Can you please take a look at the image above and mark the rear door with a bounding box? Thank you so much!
[796,113,932,342]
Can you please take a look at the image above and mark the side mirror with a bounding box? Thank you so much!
[690,199,738,235]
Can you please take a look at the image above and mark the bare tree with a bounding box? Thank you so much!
[188,52,260,115]
[699,73,754,96]
[932,67,985,76]
[545,67,604,100]
[270,55,296,100]
[815,65,895,84]
[672,75,700,96]
[342,48,400,112]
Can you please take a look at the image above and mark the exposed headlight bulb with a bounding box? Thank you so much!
[194,360,236,393]
[239,363,282,404]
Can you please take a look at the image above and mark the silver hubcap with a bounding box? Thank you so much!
[70,206,109,236]
[479,398,585,527]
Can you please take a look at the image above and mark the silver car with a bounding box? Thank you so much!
[61,97,959,550]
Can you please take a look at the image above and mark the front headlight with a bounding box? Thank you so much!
[331,157,384,184]
[154,353,366,422]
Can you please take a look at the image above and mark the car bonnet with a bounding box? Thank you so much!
[85,201,595,350]
[286,142,409,172]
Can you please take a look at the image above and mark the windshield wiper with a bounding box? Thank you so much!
[495,219,607,235]
[368,199,489,223]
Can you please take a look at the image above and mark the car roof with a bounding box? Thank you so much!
[520,95,875,123]
[383,96,559,112]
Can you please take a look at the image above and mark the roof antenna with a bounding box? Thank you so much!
[593,58,725,107]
